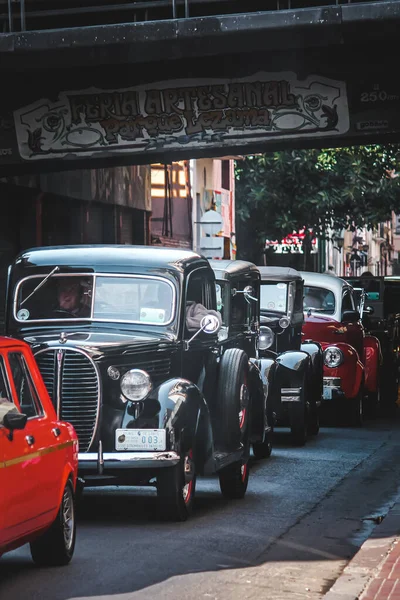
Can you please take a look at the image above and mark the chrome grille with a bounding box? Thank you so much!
[35,349,99,452]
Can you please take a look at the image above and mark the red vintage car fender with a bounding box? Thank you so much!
[363,335,382,394]
[320,341,364,399]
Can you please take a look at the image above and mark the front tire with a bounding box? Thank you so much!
[348,387,364,427]
[157,450,196,521]
[217,348,249,450]
[30,479,76,566]
[289,378,308,446]
[219,448,250,499]
[252,428,273,459]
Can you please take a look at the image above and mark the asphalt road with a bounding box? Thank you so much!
[2,418,400,600]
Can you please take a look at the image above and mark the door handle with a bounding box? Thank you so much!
[25,435,35,446]
[52,427,61,438]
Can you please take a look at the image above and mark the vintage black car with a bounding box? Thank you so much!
[257,266,323,445]
[6,245,267,521]
[210,259,274,459]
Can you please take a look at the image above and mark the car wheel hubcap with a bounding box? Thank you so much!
[183,451,194,504]
[241,462,247,483]
[62,486,74,552]
[239,377,249,430]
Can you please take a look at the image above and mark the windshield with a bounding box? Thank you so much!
[260,282,288,314]
[14,274,176,325]
[303,286,335,314]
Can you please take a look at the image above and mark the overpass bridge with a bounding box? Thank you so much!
[0,0,399,174]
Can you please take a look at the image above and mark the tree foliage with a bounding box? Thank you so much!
[235,145,400,264]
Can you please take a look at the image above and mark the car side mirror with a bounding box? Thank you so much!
[185,313,222,350]
[342,310,360,322]
[3,411,27,441]
[364,305,374,315]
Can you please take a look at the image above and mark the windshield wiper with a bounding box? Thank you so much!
[20,266,60,307]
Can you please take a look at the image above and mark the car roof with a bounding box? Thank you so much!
[300,271,352,294]
[209,260,260,281]
[13,245,209,272]
[258,266,303,282]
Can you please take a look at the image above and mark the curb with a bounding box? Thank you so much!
[322,501,400,600]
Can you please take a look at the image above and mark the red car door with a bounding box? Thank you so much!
[0,352,36,547]
[0,355,14,547]
[3,350,64,543]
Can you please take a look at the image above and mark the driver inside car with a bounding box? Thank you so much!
[55,279,91,318]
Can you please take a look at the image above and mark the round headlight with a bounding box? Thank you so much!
[323,346,344,368]
[258,327,275,350]
[279,316,290,329]
[120,369,152,401]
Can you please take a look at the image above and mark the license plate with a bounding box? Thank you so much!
[323,387,333,400]
[115,429,166,451]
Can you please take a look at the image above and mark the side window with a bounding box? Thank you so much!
[342,292,354,313]
[185,269,217,337]
[0,357,16,427]
[293,283,304,313]
[0,358,11,401]
[231,280,253,327]
[8,353,43,419]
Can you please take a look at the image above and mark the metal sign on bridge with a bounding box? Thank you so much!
[12,72,348,163]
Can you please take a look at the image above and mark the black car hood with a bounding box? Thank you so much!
[21,327,176,356]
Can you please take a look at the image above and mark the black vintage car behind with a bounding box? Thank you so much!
[257,266,323,445]
[210,259,275,459]
[6,245,266,521]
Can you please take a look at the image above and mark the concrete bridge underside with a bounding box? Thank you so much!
[1,0,400,174]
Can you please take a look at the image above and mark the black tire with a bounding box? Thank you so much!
[219,440,250,499]
[157,450,196,522]
[30,479,76,566]
[217,348,249,450]
[365,387,380,419]
[252,428,273,459]
[348,387,364,427]
[289,378,308,446]
[308,404,320,436]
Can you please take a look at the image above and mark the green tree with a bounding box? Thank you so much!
[235,145,400,267]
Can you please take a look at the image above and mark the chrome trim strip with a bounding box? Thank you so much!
[323,377,341,387]
[35,346,101,452]
[56,348,63,419]
[281,387,301,395]
[79,451,180,462]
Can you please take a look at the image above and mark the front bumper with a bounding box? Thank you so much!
[323,377,344,400]
[78,450,180,473]
[281,387,302,402]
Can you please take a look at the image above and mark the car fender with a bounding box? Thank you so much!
[275,350,310,390]
[320,341,364,399]
[248,358,276,441]
[301,340,324,402]
[123,378,213,472]
[52,422,79,524]
[363,335,382,394]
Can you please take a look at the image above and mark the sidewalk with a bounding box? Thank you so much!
[323,495,400,600]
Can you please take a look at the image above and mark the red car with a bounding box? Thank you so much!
[301,272,381,425]
[0,337,78,565]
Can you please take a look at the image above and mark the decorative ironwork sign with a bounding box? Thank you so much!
[13,72,349,161]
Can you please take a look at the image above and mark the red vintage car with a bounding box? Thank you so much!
[0,336,78,565]
[301,272,381,425]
